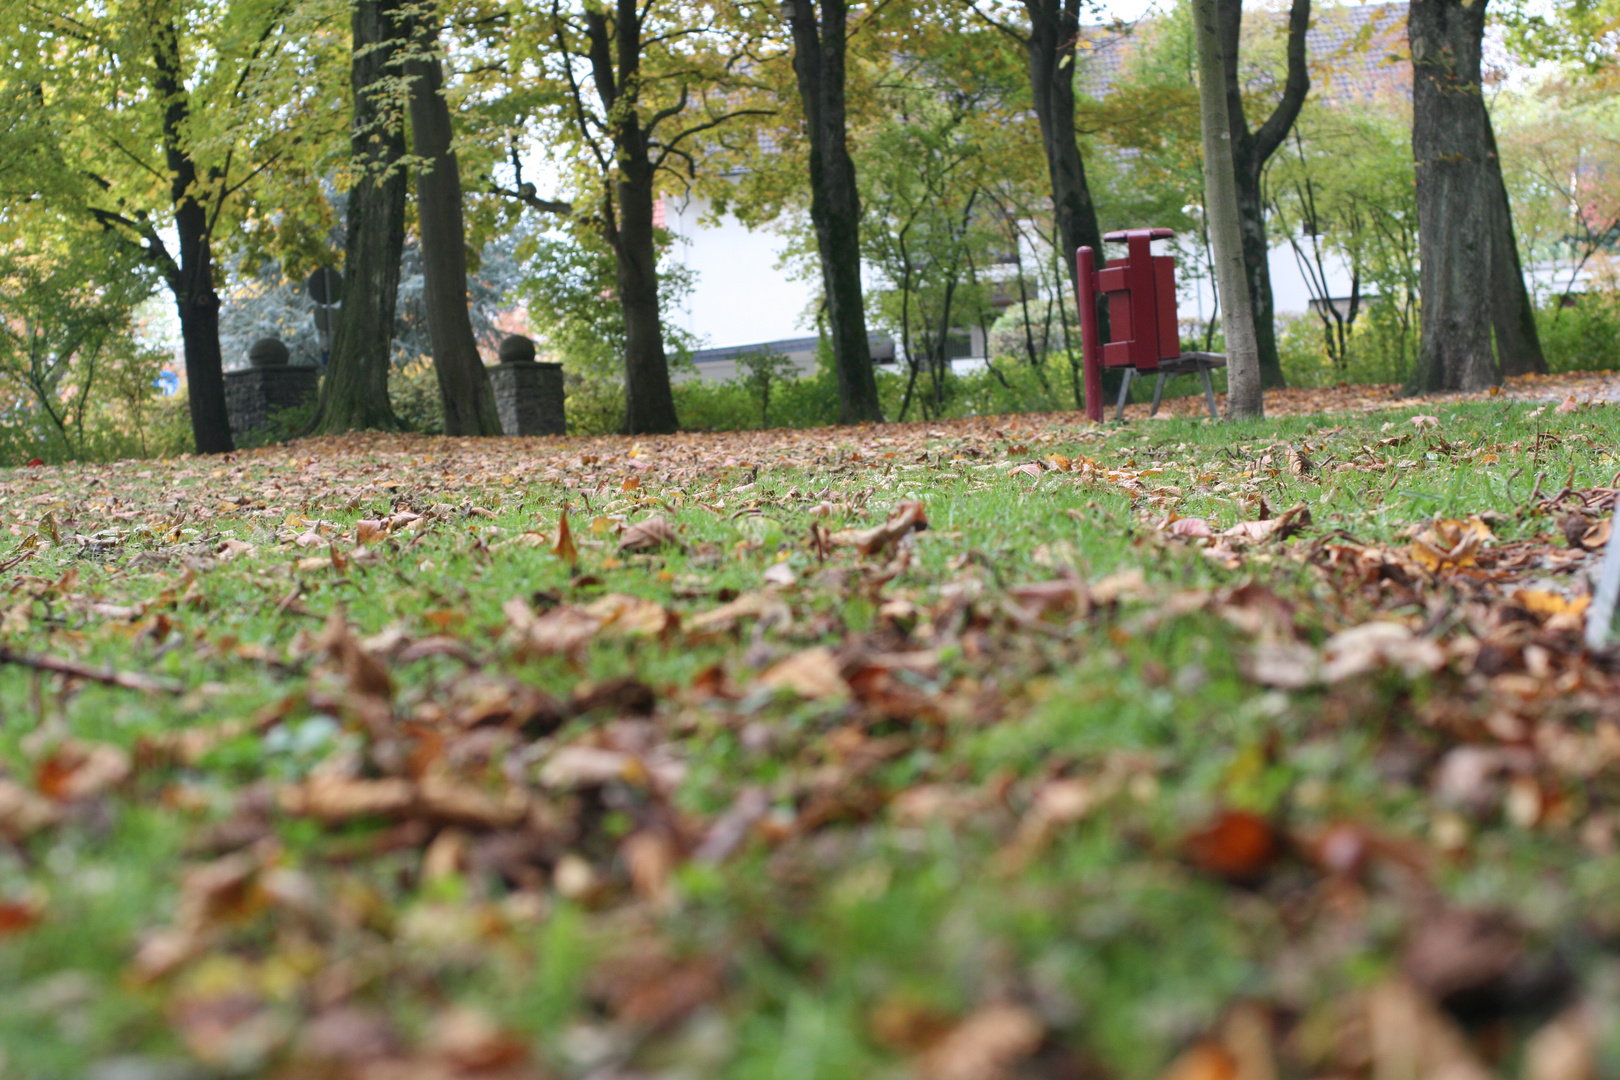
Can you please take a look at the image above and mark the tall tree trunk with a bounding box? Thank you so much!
[1218,0,1309,391]
[613,162,680,434]
[311,0,408,435]
[406,13,502,437]
[1408,0,1499,392]
[1023,0,1105,298]
[1485,124,1547,376]
[1196,0,1262,417]
[581,0,679,435]
[788,0,884,424]
[152,16,232,454]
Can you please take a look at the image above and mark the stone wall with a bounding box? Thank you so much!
[225,366,319,443]
[487,362,565,436]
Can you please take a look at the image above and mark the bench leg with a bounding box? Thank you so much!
[1114,368,1134,421]
[1200,365,1219,419]
[1150,372,1167,417]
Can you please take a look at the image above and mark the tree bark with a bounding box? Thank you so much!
[1408,0,1499,392]
[788,0,884,424]
[612,156,680,435]
[580,0,680,435]
[1022,0,1106,299]
[1196,0,1263,417]
[406,14,502,437]
[152,16,233,454]
[1485,123,1547,376]
[311,0,409,435]
[1217,0,1309,391]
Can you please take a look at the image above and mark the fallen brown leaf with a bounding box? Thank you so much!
[916,1004,1043,1080]
[760,646,849,699]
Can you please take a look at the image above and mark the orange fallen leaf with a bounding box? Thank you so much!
[1156,1041,1237,1080]
[552,508,578,565]
[35,741,131,801]
[1182,810,1281,884]
[0,896,43,935]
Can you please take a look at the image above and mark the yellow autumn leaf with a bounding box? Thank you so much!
[1410,516,1493,572]
[1512,589,1590,619]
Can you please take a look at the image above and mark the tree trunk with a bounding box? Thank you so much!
[1196,0,1263,417]
[310,0,408,435]
[1022,0,1115,410]
[1408,0,1499,392]
[577,0,680,436]
[613,163,680,434]
[789,0,884,424]
[1023,0,1105,297]
[152,16,232,454]
[1218,0,1309,391]
[1485,123,1547,376]
[406,14,502,437]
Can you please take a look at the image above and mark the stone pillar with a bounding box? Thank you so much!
[486,335,565,436]
[225,338,319,442]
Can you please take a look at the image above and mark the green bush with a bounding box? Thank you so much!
[389,357,445,435]
[1539,290,1620,374]
[0,384,192,466]
[1274,302,1418,389]
[236,395,320,450]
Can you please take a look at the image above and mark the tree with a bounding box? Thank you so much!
[781,0,885,423]
[6,0,344,454]
[1407,0,1500,392]
[856,34,1011,420]
[1216,0,1309,390]
[312,0,412,435]
[1195,0,1262,416]
[0,235,157,458]
[496,0,755,435]
[968,0,1107,302]
[405,6,502,436]
[1485,121,1548,376]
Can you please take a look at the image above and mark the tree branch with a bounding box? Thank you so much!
[1249,0,1310,168]
[492,183,575,216]
[0,644,184,694]
[84,206,181,287]
[962,0,1027,43]
[644,83,690,136]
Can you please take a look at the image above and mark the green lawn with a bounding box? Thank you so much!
[1,397,1617,1079]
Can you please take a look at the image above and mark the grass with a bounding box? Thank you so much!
[0,395,1617,1078]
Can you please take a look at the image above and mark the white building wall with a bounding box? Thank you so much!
[663,194,818,352]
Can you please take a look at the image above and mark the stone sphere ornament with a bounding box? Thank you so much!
[498,334,538,365]
[248,338,291,368]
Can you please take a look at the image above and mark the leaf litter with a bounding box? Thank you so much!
[0,391,1617,1076]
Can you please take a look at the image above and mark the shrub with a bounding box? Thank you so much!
[389,357,445,435]
[1540,290,1620,374]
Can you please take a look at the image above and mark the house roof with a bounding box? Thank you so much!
[1076,2,1410,107]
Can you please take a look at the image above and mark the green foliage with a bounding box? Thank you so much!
[390,357,446,435]
[235,397,322,450]
[734,350,798,428]
[0,228,189,464]
[513,224,697,436]
[1273,304,1418,389]
[563,369,630,436]
[1540,290,1620,373]
[516,231,626,380]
